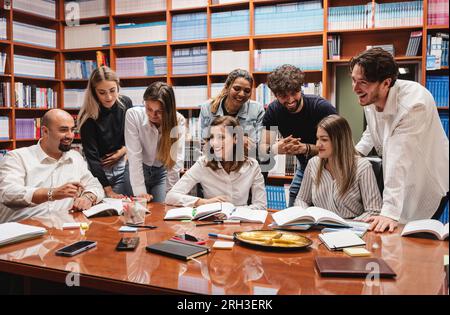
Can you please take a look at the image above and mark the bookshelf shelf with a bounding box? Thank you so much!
[13,76,59,83]
[14,108,52,111]
[12,9,58,25]
[121,76,167,81]
[210,2,250,11]
[0,140,13,143]
[170,39,208,46]
[15,139,39,142]
[113,10,167,20]
[62,47,110,53]
[437,107,449,110]
[268,175,294,180]
[0,107,12,110]
[76,16,110,24]
[169,6,208,14]
[327,25,424,34]
[12,42,59,54]
[327,56,423,63]
[0,74,11,78]
[177,107,201,111]
[427,24,450,30]
[112,43,167,50]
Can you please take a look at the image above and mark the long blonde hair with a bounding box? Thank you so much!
[77,66,123,129]
[210,69,253,114]
[144,82,179,169]
[316,115,358,196]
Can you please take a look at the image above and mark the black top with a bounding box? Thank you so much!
[262,93,337,168]
[80,95,133,187]
[221,98,238,117]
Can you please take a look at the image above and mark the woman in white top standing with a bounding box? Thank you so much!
[294,115,381,220]
[125,82,185,203]
[166,116,266,209]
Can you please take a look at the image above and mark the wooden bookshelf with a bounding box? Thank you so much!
[0,0,447,169]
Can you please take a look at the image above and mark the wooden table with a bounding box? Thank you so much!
[0,203,448,295]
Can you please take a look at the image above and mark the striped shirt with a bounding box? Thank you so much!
[294,156,382,220]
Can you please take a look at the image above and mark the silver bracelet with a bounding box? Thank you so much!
[47,188,54,202]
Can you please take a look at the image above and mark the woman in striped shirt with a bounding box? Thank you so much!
[294,115,381,220]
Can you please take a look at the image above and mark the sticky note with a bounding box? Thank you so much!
[213,241,234,250]
[343,247,371,257]
[119,226,138,233]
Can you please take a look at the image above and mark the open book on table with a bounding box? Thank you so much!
[82,198,124,218]
[164,202,268,223]
[401,219,449,240]
[271,206,353,228]
[0,222,47,247]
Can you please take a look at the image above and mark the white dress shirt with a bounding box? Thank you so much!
[0,142,105,223]
[165,156,267,210]
[124,107,186,196]
[356,79,449,223]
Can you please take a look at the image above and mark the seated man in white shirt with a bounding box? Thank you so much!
[350,48,449,233]
[0,109,105,223]
[166,116,267,210]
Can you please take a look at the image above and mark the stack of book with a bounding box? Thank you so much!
[427,33,449,69]
[15,118,41,140]
[63,89,85,109]
[440,112,449,138]
[328,4,373,31]
[116,56,167,77]
[268,154,297,177]
[427,0,449,26]
[211,50,249,73]
[172,46,207,75]
[15,83,57,109]
[115,22,166,45]
[426,75,449,108]
[65,0,109,19]
[254,46,323,72]
[173,85,208,108]
[120,86,147,106]
[0,82,10,107]
[327,35,341,60]
[14,55,55,79]
[405,31,423,56]
[0,18,6,39]
[0,117,9,140]
[366,44,395,56]
[255,83,276,107]
[171,0,207,10]
[266,185,289,210]
[114,0,166,15]
[0,52,6,74]
[13,0,56,19]
[211,9,249,38]
[374,1,423,28]
[172,12,207,42]
[64,24,109,49]
[13,21,56,49]
[255,1,323,35]
[65,60,97,79]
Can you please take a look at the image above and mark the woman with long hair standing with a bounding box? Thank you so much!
[125,81,185,202]
[78,66,132,198]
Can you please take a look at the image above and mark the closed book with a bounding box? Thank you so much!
[315,256,396,278]
[146,239,210,261]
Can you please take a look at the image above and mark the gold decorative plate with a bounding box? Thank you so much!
[234,230,312,251]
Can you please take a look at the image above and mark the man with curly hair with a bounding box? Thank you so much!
[260,64,336,207]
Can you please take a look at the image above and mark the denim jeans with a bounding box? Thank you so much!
[103,157,132,196]
[288,162,306,207]
[142,164,167,203]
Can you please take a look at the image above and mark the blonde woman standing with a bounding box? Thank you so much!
[78,66,133,198]
[125,82,185,203]
[294,115,382,220]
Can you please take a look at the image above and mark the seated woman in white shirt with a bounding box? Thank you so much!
[294,115,381,220]
[166,116,266,209]
[125,82,185,203]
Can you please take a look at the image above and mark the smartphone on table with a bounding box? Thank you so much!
[116,237,140,251]
[55,240,97,257]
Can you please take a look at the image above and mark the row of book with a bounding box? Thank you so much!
[120,87,146,107]
[116,56,167,77]
[269,154,297,177]
[64,89,85,109]
[255,1,323,35]
[115,22,166,45]
[65,60,97,80]
[173,85,208,108]
[211,50,249,74]
[114,0,166,15]
[14,55,55,79]
[266,185,289,211]
[427,33,449,69]
[427,0,449,26]
[172,0,207,10]
[373,1,423,28]
[13,21,56,49]
[172,46,208,75]
[327,35,341,60]
[328,4,372,31]
[405,31,423,57]
[440,112,449,138]
[426,76,449,108]
[0,117,9,140]
[15,118,41,140]
[211,10,249,38]
[0,83,11,108]
[0,18,7,40]
[185,117,201,142]
[254,46,323,72]
[64,24,109,50]
[64,0,109,20]
[0,52,6,74]
[172,12,207,42]
[13,0,55,19]
[14,83,57,109]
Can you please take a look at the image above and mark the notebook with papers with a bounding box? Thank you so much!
[0,222,47,247]
[318,230,366,251]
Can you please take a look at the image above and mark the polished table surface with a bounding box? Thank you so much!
[0,203,448,295]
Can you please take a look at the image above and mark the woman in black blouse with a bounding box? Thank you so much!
[77,66,133,198]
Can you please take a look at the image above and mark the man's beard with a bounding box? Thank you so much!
[58,141,72,152]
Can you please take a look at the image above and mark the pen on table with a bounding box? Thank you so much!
[196,220,223,227]
[208,233,234,240]
[126,224,157,229]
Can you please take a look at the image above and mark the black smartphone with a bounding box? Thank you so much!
[116,237,140,251]
[55,240,97,257]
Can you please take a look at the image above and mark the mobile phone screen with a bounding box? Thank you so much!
[56,240,96,256]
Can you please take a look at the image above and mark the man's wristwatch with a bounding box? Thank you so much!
[81,193,96,204]
[47,188,54,201]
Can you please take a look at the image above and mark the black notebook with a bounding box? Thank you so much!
[146,239,210,261]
